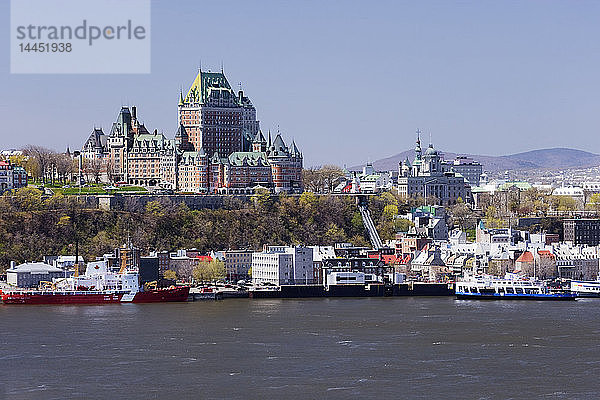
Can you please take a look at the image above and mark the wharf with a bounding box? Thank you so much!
[249,282,454,299]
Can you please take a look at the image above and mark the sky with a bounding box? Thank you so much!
[1,0,599,167]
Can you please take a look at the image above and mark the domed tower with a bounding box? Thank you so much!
[423,140,441,174]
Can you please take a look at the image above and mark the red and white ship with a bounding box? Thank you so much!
[1,261,189,305]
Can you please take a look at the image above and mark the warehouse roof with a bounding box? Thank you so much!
[7,262,63,274]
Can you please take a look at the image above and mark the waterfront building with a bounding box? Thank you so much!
[409,244,450,281]
[139,256,160,284]
[224,250,253,281]
[554,244,599,280]
[51,255,85,269]
[309,246,337,286]
[251,246,314,286]
[6,262,66,288]
[398,131,472,205]
[564,219,600,246]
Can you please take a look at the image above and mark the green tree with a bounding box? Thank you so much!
[193,260,226,282]
[164,270,177,280]
[587,193,600,214]
[557,196,577,212]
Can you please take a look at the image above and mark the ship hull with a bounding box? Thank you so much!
[1,287,190,305]
[1,292,125,305]
[132,287,190,303]
[456,293,576,301]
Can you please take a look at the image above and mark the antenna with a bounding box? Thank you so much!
[429,131,432,145]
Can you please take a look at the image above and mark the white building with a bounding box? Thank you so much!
[552,186,585,206]
[53,255,85,269]
[251,246,314,286]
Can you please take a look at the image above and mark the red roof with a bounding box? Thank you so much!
[197,255,213,262]
[367,254,398,265]
[538,250,555,259]
[381,255,397,265]
[516,251,534,263]
[398,254,412,265]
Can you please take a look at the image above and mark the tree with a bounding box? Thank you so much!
[557,196,577,212]
[449,200,472,231]
[193,260,226,282]
[302,165,344,193]
[320,165,344,193]
[82,158,103,185]
[54,153,74,185]
[395,218,414,233]
[163,270,177,280]
[302,168,323,193]
[23,145,55,185]
[587,193,600,215]
[251,188,273,209]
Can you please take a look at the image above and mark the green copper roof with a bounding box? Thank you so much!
[228,151,269,167]
[183,70,235,105]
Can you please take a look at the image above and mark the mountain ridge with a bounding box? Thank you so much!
[349,148,600,172]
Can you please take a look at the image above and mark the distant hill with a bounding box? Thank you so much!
[350,148,600,172]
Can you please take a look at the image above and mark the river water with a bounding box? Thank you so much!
[2,297,600,399]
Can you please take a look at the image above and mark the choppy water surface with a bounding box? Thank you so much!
[2,297,600,399]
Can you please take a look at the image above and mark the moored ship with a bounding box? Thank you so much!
[1,261,189,305]
[456,274,576,301]
[570,280,600,298]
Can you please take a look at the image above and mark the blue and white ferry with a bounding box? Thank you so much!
[455,274,576,301]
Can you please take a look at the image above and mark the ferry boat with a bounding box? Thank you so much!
[1,261,189,305]
[455,274,576,301]
[570,280,600,298]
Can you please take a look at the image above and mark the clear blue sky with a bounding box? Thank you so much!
[1,0,599,167]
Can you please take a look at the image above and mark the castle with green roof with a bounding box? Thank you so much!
[82,68,303,194]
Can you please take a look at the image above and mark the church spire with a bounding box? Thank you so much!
[415,128,422,161]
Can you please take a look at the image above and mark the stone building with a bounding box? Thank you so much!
[398,131,472,205]
[224,250,253,281]
[6,262,66,288]
[128,131,177,187]
[0,160,27,192]
[81,69,303,193]
[564,219,600,246]
[178,69,251,157]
